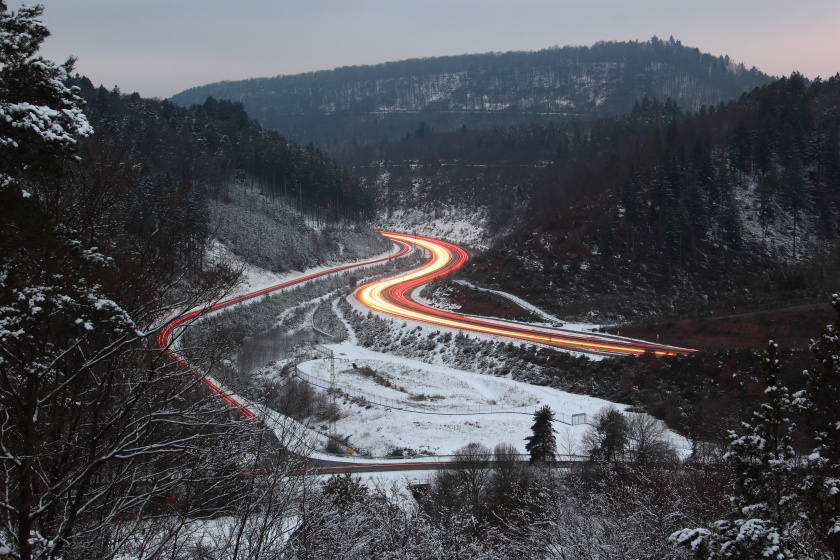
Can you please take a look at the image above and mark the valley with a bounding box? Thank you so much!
[3,4,839,555]
[167,229,693,462]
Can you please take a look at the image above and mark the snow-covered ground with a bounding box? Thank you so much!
[291,343,690,458]
[206,240,407,301]
[451,279,611,332]
[375,205,489,249]
[201,232,690,465]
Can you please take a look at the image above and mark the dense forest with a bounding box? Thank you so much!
[73,80,374,221]
[170,37,773,151]
[349,73,840,319]
[349,95,685,227]
[471,73,840,318]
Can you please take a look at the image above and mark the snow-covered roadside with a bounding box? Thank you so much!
[375,205,489,249]
[206,239,408,302]
[289,342,691,458]
[346,288,602,361]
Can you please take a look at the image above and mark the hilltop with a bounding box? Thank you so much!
[170,37,773,151]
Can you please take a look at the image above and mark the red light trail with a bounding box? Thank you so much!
[355,231,695,357]
[157,242,411,418]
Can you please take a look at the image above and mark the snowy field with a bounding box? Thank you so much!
[293,343,690,458]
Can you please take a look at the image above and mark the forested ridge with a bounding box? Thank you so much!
[170,37,773,151]
[353,73,840,319]
[473,73,840,318]
[73,79,374,221]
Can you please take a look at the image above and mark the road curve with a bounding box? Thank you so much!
[157,241,411,419]
[155,231,693,472]
[355,231,695,357]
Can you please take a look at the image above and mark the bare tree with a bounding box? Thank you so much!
[164,418,320,560]
[452,442,493,514]
[491,442,525,498]
[559,426,579,461]
[626,412,678,466]
[0,5,245,557]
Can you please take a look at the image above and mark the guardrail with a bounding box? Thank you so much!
[292,355,587,425]
[312,451,590,463]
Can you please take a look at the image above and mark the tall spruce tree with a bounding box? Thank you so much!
[671,342,810,559]
[525,405,557,464]
[0,1,91,186]
[797,294,840,559]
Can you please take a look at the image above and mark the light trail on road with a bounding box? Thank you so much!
[157,241,411,419]
[152,231,694,472]
[356,231,695,356]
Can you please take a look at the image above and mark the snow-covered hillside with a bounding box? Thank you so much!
[292,343,688,457]
[375,204,490,248]
[212,185,390,273]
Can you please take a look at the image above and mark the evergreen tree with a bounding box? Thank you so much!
[757,168,778,242]
[0,1,91,187]
[781,155,809,258]
[582,406,630,464]
[525,405,557,464]
[718,171,743,250]
[620,167,644,260]
[671,342,810,559]
[797,294,840,559]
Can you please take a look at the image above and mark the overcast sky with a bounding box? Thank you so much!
[31,0,840,99]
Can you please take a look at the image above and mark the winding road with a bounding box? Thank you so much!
[156,231,693,472]
[156,240,411,420]
[356,231,695,357]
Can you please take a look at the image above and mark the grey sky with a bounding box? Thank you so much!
[31,0,840,99]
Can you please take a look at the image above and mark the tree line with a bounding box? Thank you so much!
[170,37,773,151]
[0,3,372,557]
[74,80,375,222]
[457,72,840,319]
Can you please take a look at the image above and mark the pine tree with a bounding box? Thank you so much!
[797,294,840,559]
[1,4,240,558]
[671,342,809,559]
[525,405,557,464]
[0,1,91,186]
[582,406,629,464]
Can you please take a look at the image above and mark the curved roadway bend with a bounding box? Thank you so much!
[356,231,695,357]
[156,231,693,473]
[157,241,411,419]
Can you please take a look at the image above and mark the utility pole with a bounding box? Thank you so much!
[328,347,336,437]
[329,348,335,410]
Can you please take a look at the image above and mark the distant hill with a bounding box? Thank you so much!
[74,79,374,221]
[170,37,774,152]
[347,73,840,320]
